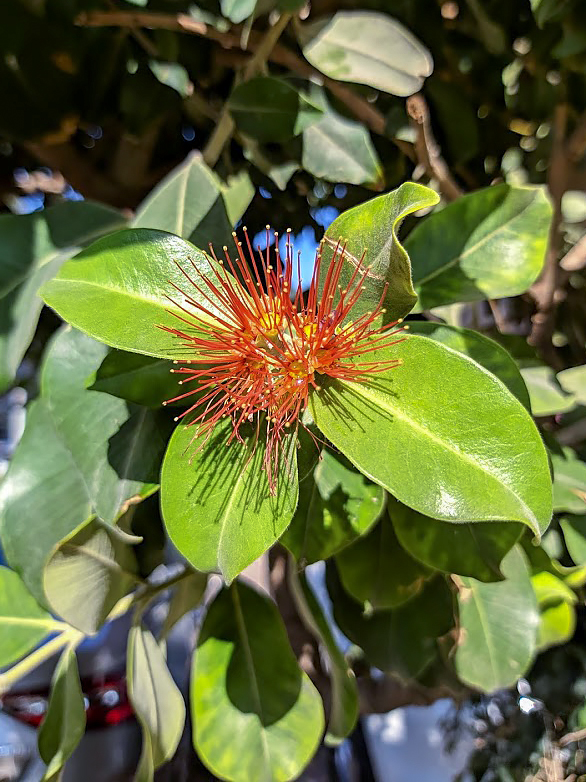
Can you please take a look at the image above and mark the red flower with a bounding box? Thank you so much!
[161,228,405,490]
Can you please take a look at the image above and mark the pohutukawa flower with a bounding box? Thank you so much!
[160,227,405,490]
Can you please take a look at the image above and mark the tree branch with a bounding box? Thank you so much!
[406,93,463,201]
[76,9,414,160]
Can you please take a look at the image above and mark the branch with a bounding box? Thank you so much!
[76,9,414,159]
[406,93,463,201]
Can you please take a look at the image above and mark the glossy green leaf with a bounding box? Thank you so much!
[128,624,185,781]
[406,184,552,309]
[302,97,383,188]
[0,566,57,668]
[326,565,453,679]
[0,201,125,298]
[88,350,177,408]
[405,321,530,409]
[560,515,586,565]
[228,77,323,143]
[321,183,439,323]
[161,418,298,583]
[148,62,192,97]
[520,366,576,416]
[38,647,86,782]
[192,582,324,782]
[0,328,165,603]
[454,546,539,692]
[538,599,576,650]
[532,571,577,650]
[552,450,586,514]
[41,229,222,359]
[161,570,208,639]
[558,365,586,406]
[301,11,433,97]
[310,336,552,536]
[335,513,431,609]
[0,202,125,392]
[289,568,358,746]
[220,171,255,226]
[133,153,235,250]
[43,518,139,634]
[390,497,522,582]
[281,448,385,566]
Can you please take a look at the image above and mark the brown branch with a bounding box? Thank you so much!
[528,104,569,366]
[406,93,463,201]
[75,9,414,160]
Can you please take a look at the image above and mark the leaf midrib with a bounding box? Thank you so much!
[334,378,538,528]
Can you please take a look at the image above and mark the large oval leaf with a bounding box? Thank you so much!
[390,497,522,582]
[280,448,384,566]
[192,582,324,782]
[552,450,586,514]
[41,228,221,359]
[321,183,440,323]
[301,11,433,97]
[454,546,539,692]
[335,513,432,609]
[161,418,298,583]
[521,366,576,416]
[405,320,530,409]
[310,335,552,535]
[133,152,237,250]
[407,184,552,308]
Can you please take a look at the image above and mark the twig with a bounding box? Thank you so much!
[559,727,586,746]
[75,9,414,159]
[203,12,293,167]
[406,93,463,201]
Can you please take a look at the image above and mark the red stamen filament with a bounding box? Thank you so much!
[161,230,405,491]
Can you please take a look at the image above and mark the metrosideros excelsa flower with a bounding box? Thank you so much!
[160,227,405,490]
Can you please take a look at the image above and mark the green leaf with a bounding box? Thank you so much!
[321,183,439,323]
[289,569,358,746]
[310,336,552,536]
[0,202,125,392]
[128,624,185,781]
[558,365,586,406]
[326,565,453,678]
[38,647,86,782]
[88,350,177,408]
[228,77,323,143]
[192,582,324,782]
[0,328,165,603]
[0,566,57,668]
[161,418,298,582]
[405,321,530,409]
[302,99,383,188]
[560,515,586,565]
[406,184,553,309]
[41,228,222,359]
[552,450,586,514]
[133,153,235,250]
[43,518,139,634]
[335,513,432,609]
[220,171,255,226]
[391,497,522,582]
[532,571,577,650]
[0,201,125,298]
[301,11,433,97]
[221,0,256,23]
[453,546,539,692]
[520,366,576,416]
[281,448,385,566]
[148,62,192,97]
[161,570,208,639]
